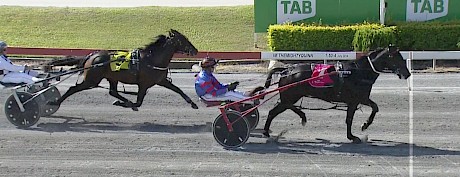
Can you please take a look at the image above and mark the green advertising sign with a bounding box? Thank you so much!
[255,0,460,33]
[254,0,379,33]
[385,0,460,22]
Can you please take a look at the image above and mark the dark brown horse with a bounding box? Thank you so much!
[263,45,411,143]
[48,29,199,111]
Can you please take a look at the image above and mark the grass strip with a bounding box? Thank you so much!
[0,6,267,51]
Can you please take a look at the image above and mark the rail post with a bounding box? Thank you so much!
[407,52,413,91]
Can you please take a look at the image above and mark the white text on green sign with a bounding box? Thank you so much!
[406,0,448,21]
[277,0,316,23]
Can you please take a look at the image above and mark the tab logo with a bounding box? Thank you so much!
[277,0,316,23]
[406,0,448,21]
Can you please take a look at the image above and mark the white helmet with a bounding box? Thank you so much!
[0,41,7,50]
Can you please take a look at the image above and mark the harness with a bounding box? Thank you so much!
[130,49,141,71]
[110,49,142,72]
[146,64,168,71]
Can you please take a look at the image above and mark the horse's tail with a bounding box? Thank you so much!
[45,55,87,69]
[264,67,287,88]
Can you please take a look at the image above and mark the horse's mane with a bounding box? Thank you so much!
[349,48,387,69]
[143,34,167,53]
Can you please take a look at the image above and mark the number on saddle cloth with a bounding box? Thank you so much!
[308,64,335,88]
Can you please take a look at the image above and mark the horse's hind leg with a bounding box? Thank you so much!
[360,99,379,131]
[48,80,97,105]
[263,102,290,137]
[346,102,361,143]
[156,78,198,109]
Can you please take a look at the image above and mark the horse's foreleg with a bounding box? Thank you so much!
[132,87,148,108]
[289,106,307,126]
[346,103,361,143]
[108,80,137,111]
[157,79,198,109]
[263,103,289,137]
[360,99,379,131]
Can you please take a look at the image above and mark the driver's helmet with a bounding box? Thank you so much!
[200,57,218,68]
[0,41,7,50]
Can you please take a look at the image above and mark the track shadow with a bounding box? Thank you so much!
[25,115,212,134]
[237,137,460,157]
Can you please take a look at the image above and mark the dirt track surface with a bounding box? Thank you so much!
[0,73,459,176]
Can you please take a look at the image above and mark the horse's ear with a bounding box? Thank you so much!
[170,29,179,36]
[388,44,398,53]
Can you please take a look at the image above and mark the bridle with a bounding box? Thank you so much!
[144,33,195,71]
[367,48,400,74]
[144,35,180,71]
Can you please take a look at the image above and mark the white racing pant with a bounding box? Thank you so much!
[201,90,255,104]
[2,70,41,84]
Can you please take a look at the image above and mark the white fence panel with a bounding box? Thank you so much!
[262,51,460,61]
[404,51,460,60]
[261,51,356,61]
[262,51,460,91]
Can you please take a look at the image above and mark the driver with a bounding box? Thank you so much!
[195,57,263,104]
[0,41,41,85]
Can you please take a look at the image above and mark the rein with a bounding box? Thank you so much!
[146,64,168,71]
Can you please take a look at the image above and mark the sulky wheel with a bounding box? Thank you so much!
[239,104,259,131]
[228,104,259,131]
[212,110,250,148]
[38,86,61,117]
[27,84,44,93]
[4,92,40,128]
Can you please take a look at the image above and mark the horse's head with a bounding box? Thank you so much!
[369,45,411,79]
[168,29,198,56]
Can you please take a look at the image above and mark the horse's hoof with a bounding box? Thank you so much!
[131,107,139,111]
[191,103,199,109]
[262,131,271,138]
[301,119,307,126]
[361,123,368,131]
[352,137,362,144]
[112,100,122,106]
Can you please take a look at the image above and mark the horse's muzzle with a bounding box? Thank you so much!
[398,72,411,79]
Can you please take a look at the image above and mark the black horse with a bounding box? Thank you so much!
[48,29,199,110]
[263,45,411,143]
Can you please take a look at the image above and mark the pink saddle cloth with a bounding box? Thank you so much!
[308,64,335,88]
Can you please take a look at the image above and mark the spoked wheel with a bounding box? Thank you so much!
[239,104,259,131]
[4,92,40,128]
[212,110,250,148]
[39,86,61,117]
